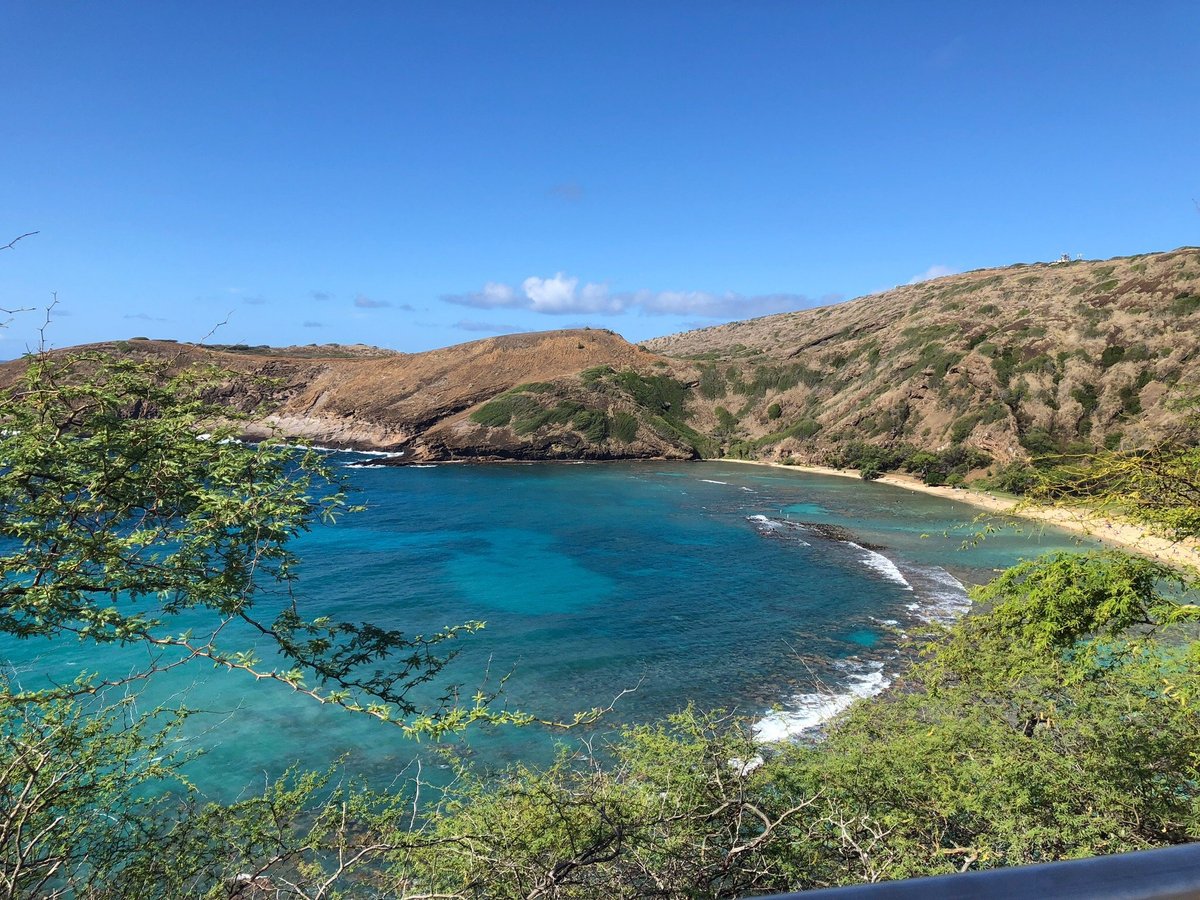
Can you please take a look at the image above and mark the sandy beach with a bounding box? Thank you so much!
[716,458,1200,575]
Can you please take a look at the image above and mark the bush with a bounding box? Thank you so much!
[714,406,738,434]
[949,412,981,444]
[1118,383,1143,417]
[1170,293,1200,316]
[1100,345,1126,368]
[767,402,782,420]
[471,393,541,427]
[1020,427,1060,456]
[512,401,581,435]
[698,365,727,399]
[756,419,821,447]
[1071,383,1100,417]
[989,461,1039,494]
[611,411,638,444]
[902,445,992,485]
[573,409,610,442]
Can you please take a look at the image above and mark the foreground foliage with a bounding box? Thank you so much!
[392,552,1199,896]
[3,548,1195,898]
[0,351,496,731]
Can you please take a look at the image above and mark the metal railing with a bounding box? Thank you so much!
[751,842,1200,900]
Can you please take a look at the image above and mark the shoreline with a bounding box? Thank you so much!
[715,457,1200,574]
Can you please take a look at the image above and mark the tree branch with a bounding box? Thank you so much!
[0,232,38,252]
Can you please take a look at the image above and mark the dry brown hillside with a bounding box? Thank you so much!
[645,247,1200,466]
[0,329,702,462]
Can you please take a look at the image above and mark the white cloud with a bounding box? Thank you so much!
[520,273,624,314]
[908,264,956,285]
[443,273,819,319]
[482,282,520,306]
[523,273,579,312]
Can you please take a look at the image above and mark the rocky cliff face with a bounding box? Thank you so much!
[645,247,1200,464]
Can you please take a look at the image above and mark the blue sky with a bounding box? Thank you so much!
[2,2,1198,356]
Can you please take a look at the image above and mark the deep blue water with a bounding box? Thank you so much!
[1,458,1096,800]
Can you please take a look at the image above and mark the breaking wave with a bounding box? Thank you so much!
[904,566,970,624]
[847,542,913,591]
[753,659,891,742]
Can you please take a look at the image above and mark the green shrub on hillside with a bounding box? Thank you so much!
[581,364,615,384]
[510,381,556,394]
[1171,293,1200,316]
[1071,383,1100,416]
[471,393,541,427]
[1019,426,1060,455]
[1100,345,1126,368]
[732,363,824,398]
[612,370,687,415]
[905,342,963,383]
[754,418,821,448]
[990,345,1020,386]
[714,406,738,434]
[698,364,728,399]
[612,411,639,443]
[1118,382,1143,417]
[512,401,582,435]
[950,412,981,444]
[572,408,610,442]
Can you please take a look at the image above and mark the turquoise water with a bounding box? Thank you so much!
[1,458,1096,799]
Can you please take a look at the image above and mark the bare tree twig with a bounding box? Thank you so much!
[1,232,38,252]
[36,293,58,354]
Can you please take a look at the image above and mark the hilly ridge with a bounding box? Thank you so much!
[647,246,1200,467]
[4,247,1199,471]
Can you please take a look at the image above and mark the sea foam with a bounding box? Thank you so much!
[752,658,891,742]
[847,542,913,591]
[906,566,970,623]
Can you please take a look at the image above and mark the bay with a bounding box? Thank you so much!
[0,458,1095,800]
